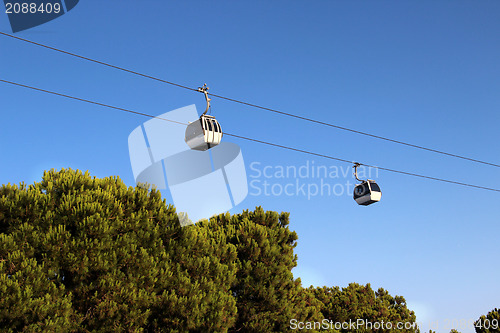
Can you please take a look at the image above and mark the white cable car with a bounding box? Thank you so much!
[185,84,223,151]
[353,163,381,206]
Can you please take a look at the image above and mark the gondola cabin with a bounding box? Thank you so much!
[353,180,381,206]
[185,114,222,151]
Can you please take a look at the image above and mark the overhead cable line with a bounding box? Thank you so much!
[0,79,186,126]
[1,78,499,193]
[1,31,499,169]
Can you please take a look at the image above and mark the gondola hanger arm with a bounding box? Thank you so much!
[353,162,363,182]
[198,83,211,115]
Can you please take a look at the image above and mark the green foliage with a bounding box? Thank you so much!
[475,308,500,333]
[209,208,324,332]
[311,283,418,333]
[0,169,237,332]
[0,168,420,332]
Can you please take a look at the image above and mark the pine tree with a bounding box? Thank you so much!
[475,308,500,333]
[311,283,419,333]
[205,208,324,332]
[0,169,237,332]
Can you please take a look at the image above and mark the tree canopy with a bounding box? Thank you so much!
[475,308,500,333]
[0,169,419,332]
[311,284,417,333]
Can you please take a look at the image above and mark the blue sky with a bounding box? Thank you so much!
[1,1,499,332]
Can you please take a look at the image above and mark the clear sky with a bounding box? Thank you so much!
[1,1,499,332]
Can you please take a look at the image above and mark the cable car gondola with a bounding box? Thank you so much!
[185,84,223,151]
[353,163,381,206]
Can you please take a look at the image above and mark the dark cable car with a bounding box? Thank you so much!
[185,84,223,151]
[353,163,381,206]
